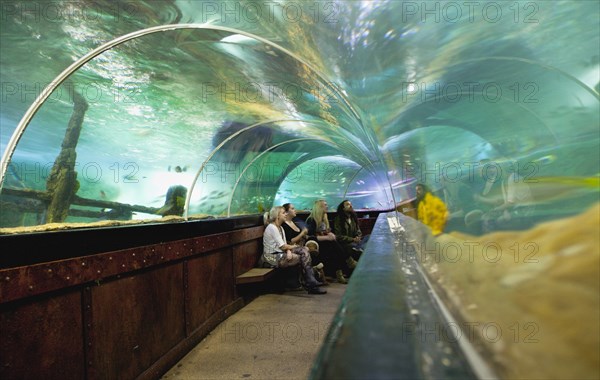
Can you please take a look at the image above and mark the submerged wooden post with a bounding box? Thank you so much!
[157,185,188,216]
[45,90,88,223]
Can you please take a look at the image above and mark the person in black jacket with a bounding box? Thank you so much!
[333,200,368,261]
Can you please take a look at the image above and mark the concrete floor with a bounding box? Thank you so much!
[161,283,346,380]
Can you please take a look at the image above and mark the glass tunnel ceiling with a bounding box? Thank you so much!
[0,1,598,228]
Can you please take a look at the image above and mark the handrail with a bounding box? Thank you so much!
[309,212,489,380]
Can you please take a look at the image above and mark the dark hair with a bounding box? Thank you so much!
[336,200,358,225]
[336,200,348,215]
[282,203,292,212]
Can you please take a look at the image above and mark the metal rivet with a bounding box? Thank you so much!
[47,269,52,273]
[5,276,10,281]
[81,262,86,266]
[66,276,71,280]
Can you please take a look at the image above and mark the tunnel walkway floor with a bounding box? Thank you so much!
[161,283,346,380]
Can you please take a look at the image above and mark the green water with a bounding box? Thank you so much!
[0,0,598,229]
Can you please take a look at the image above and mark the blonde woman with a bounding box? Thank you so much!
[262,206,326,294]
[306,200,353,284]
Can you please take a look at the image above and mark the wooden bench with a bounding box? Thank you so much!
[235,267,276,285]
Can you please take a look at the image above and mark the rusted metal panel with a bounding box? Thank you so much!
[0,227,265,304]
[0,290,85,380]
[229,226,264,244]
[233,239,262,277]
[0,224,267,380]
[87,264,185,380]
[186,249,234,334]
[0,215,264,269]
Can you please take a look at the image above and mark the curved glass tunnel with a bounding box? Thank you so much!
[0,1,598,378]
[1,1,598,229]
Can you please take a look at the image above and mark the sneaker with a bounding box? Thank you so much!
[307,287,327,295]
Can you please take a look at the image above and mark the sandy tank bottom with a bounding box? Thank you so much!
[417,202,599,380]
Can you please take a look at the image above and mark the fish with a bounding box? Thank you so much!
[523,176,599,205]
[531,155,556,166]
[531,176,599,188]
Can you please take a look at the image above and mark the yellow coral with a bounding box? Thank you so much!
[418,192,448,236]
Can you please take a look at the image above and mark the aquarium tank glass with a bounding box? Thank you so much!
[1,2,599,379]
[0,0,598,231]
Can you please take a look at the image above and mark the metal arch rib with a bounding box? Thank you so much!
[342,167,365,199]
[185,118,378,219]
[390,90,559,147]
[0,23,363,192]
[184,118,296,220]
[226,138,318,217]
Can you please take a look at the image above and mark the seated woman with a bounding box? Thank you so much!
[305,199,354,284]
[282,203,328,285]
[261,206,326,295]
[282,203,310,246]
[333,200,368,260]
